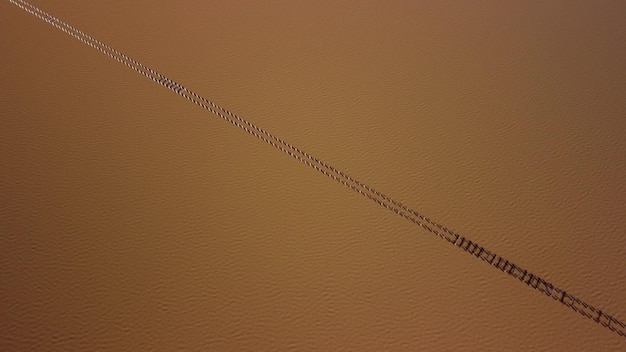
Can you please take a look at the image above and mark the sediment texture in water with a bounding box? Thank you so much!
[2,1,625,350]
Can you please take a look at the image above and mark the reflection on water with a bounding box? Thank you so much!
[2,0,625,350]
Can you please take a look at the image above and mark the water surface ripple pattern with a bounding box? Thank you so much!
[9,0,625,339]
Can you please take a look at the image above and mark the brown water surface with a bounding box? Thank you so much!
[2,1,626,350]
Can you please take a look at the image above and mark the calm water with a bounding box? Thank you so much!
[2,1,625,350]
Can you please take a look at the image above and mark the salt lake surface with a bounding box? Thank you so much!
[2,1,625,350]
